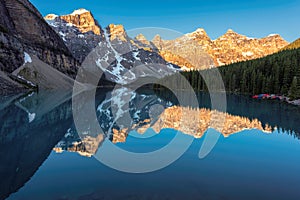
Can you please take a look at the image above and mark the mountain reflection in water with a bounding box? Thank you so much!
[54,88,292,157]
[1,87,300,200]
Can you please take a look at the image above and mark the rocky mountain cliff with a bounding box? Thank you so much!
[45,9,104,63]
[45,9,180,85]
[0,2,290,94]
[60,9,101,35]
[45,8,290,77]
[151,28,288,68]
[0,0,79,95]
[150,33,215,70]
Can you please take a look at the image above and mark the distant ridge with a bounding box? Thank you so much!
[152,28,289,67]
[282,38,300,50]
[45,7,290,71]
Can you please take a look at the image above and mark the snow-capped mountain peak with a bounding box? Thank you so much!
[44,9,104,62]
[193,28,207,35]
[226,29,235,34]
[267,33,280,37]
[55,9,102,35]
[71,8,90,15]
[185,28,211,41]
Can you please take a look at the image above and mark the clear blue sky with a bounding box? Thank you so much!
[30,0,300,42]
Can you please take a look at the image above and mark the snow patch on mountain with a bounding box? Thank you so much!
[71,8,89,15]
[102,29,127,84]
[242,51,254,57]
[59,31,66,41]
[24,52,32,64]
[28,112,36,123]
[268,33,279,37]
[133,51,141,61]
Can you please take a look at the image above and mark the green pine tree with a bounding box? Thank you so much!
[289,77,298,100]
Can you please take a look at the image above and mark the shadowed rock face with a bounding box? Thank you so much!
[0,0,78,95]
[0,71,26,95]
[12,55,76,90]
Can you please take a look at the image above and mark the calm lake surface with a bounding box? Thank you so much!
[1,88,300,200]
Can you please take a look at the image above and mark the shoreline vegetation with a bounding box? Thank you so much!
[154,47,300,105]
